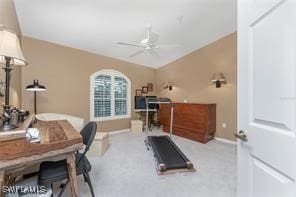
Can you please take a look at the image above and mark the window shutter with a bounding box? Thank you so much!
[91,70,130,121]
[93,74,111,118]
[114,76,127,116]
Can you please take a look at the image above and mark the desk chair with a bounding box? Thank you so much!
[38,121,97,197]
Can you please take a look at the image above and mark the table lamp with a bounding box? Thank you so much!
[0,25,28,131]
[26,80,46,114]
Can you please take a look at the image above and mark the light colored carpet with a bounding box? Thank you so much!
[63,130,237,197]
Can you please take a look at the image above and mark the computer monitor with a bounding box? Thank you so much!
[135,96,159,110]
[135,96,146,110]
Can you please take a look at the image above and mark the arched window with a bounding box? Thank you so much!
[90,69,131,121]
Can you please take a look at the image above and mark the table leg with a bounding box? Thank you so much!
[0,171,5,197]
[66,154,78,197]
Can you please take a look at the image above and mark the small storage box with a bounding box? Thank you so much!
[88,132,109,157]
[131,120,143,133]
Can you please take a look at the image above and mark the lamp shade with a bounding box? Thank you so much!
[211,72,226,82]
[0,27,27,66]
[26,80,46,91]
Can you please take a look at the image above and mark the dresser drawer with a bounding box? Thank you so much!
[160,103,216,143]
[163,126,214,144]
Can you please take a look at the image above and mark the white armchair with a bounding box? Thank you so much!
[35,113,85,131]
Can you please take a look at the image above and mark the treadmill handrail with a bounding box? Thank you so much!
[147,101,171,104]
[145,97,172,104]
[145,97,174,138]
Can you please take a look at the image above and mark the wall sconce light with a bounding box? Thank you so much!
[211,72,226,88]
[163,83,173,91]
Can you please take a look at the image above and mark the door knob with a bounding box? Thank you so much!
[234,130,248,141]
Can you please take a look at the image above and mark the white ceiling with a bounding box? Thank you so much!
[14,0,236,68]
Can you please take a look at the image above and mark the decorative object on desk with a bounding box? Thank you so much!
[26,80,46,114]
[147,83,153,91]
[142,86,148,94]
[163,82,173,91]
[10,109,19,125]
[211,72,227,88]
[26,128,40,143]
[0,114,34,141]
[18,110,30,122]
[135,89,142,96]
[0,25,28,131]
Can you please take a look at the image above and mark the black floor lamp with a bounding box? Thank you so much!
[26,80,46,114]
[0,26,28,131]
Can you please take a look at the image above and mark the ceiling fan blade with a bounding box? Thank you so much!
[129,49,146,57]
[146,24,159,44]
[117,42,144,48]
[154,44,180,49]
[149,49,160,58]
[147,24,151,42]
[150,31,160,43]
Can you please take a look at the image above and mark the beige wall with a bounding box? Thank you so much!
[0,0,22,108]
[156,33,237,141]
[21,33,236,139]
[21,37,156,132]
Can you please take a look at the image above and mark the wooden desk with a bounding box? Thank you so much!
[0,119,83,197]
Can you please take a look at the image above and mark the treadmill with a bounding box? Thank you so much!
[145,97,193,172]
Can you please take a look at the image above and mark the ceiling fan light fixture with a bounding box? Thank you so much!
[117,24,179,58]
[141,38,149,45]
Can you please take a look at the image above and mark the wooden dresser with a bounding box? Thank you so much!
[160,103,216,143]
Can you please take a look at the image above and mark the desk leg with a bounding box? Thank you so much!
[66,154,78,197]
[0,171,5,197]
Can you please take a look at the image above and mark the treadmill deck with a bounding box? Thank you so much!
[148,135,194,172]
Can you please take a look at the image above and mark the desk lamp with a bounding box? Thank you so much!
[26,80,46,114]
[0,26,28,131]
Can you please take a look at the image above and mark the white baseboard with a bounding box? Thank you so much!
[109,128,131,135]
[214,137,236,145]
[108,130,236,145]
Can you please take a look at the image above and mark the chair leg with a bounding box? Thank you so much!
[83,173,87,182]
[51,184,54,197]
[84,173,95,197]
[58,180,69,197]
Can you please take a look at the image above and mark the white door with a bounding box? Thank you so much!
[237,0,296,197]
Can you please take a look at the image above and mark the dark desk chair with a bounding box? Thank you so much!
[38,121,97,197]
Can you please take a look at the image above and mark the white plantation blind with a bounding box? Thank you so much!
[114,76,127,116]
[90,70,131,121]
[93,75,111,118]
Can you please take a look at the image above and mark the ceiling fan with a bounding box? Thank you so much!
[117,25,179,58]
